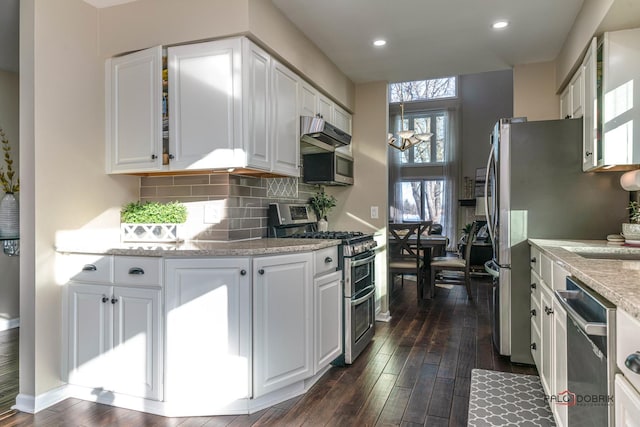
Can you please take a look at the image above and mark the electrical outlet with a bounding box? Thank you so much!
[370,206,379,219]
[204,204,222,224]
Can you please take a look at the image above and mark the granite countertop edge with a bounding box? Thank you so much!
[529,238,640,320]
[56,238,341,257]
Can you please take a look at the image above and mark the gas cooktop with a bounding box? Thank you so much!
[287,231,366,240]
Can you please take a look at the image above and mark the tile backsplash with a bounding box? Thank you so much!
[139,173,319,240]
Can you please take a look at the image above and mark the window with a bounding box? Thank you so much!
[389,77,457,103]
[399,110,446,165]
[398,179,445,224]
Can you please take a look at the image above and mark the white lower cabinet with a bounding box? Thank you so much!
[68,283,162,400]
[164,258,251,403]
[616,374,640,427]
[253,252,313,398]
[314,270,342,372]
[552,299,567,427]
[540,283,554,396]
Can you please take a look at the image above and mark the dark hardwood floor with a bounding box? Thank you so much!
[4,277,537,426]
[0,327,18,416]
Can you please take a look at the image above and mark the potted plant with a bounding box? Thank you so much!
[622,201,640,241]
[309,192,337,232]
[120,201,188,242]
[0,126,19,239]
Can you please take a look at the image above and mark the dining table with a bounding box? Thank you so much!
[387,227,449,299]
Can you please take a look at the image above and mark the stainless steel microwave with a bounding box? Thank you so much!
[302,151,354,186]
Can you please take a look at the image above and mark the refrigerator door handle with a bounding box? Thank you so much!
[484,147,495,246]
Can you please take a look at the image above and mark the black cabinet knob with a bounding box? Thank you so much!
[111,297,118,304]
[240,269,247,276]
[544,306,554,315]
[530,309,536,317]
[531,257,537,263]
[530,343,537,350]
[258,269,265,275]
[151,154,158,160]
[531,283,537,290]
[101,295,109,303]
[586,151,593,157]
[625,352,640,374]
[324,257,333,264]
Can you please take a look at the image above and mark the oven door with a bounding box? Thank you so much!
[344,286,375,364]
[344,251,375,298]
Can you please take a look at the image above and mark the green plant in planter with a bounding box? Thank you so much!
[121,201,187,224]
[629,201,640,224]
[309,192,337,220]
[0,126,19,194]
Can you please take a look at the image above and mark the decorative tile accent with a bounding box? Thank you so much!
[468,369,555,427]
[267,177,298,199]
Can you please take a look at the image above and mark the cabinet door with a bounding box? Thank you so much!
[615,374,640,427]
[553,300,567,427]
[168,39,244,170]
[560,86,572,120]
[583,38,598,171]
[253,252,313,397]
[271,60,300,177]
[571,67,584,119]
[540,284,554,396]
[243,40,271,171]
[68,283,113,388]
[112,286,162,400]
[300,81,318,118]
[314,270,343,373]
[106,46,163,173]
[317,93,334,123]
[164,258,251,402]
[333,105,352,134]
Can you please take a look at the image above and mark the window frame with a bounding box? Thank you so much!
[389,77,458,104]
[398,177,446,224]
[399,110,447,166]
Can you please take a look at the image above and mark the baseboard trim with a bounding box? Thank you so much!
[0,318,19,331]
[376,311,391,322]
[13,385,68,414]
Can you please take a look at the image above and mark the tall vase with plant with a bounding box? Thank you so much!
[0,126,19,238]
[309,191,336,232]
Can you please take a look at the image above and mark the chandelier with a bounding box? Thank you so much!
[388,102,433,151]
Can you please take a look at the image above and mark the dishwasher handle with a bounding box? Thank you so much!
[555,290,607,337]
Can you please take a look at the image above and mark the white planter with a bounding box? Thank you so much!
[622,223,640,239]
[0,193,19,238]
[121,223,184,243]
[317,219,328,232]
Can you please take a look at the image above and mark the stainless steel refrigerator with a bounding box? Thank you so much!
[484,117,627,365]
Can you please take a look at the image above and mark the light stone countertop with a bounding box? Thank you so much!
[56,238,341,257]
[529,238,640,320]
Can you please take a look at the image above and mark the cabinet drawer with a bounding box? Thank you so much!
[314,246,339,277]
[530,245,541,275]
[114,256,162,287]
[531,322,541,369]
[530,270,541,304]
[60,253,113,284]
[530,287,541,333]
[617,309,640,393]
[540,253,553,286]
[552,261,569,291]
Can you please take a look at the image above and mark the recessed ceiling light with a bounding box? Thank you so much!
[492,20,509,29]
[373,39,387,47]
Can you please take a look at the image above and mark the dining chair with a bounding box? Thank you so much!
[429,221,478,300]
[388,222,430,299]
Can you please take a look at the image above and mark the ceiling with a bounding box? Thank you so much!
[1,0,585,83]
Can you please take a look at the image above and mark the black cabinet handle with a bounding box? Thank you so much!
[128,267,145,275]
[151,154,158,160]
[530,343,537,350]
[82,264,97,272]
[530,309,536,317]
[531,257,537,263]
[325,257,333,264]
[169,154,174,159]
[101,295,109,303]
[258,269,265,275]
[111,297,118,304]
[625,352,640,374]
[586,151,593,157]
[531,283,536,290]
[544,306,554,315]
[240,269,247,276]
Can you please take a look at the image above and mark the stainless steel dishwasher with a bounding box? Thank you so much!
[555,276,616,427]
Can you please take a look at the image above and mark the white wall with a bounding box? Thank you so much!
[0,69,20,328]
[20,0,139,398]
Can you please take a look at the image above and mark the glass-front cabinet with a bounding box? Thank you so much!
[580,28,640,171]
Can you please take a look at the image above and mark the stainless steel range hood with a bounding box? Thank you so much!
[300,116,351,154]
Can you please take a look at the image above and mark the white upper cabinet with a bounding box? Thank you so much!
[300,81,334,123]
[106,37,301,177]
[168,39,243,170]
[333,104,352,135]
[582,38,598,171]
[106,46,163,173]
[271,60,300,177]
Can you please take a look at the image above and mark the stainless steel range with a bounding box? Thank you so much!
[268,203,377,364]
